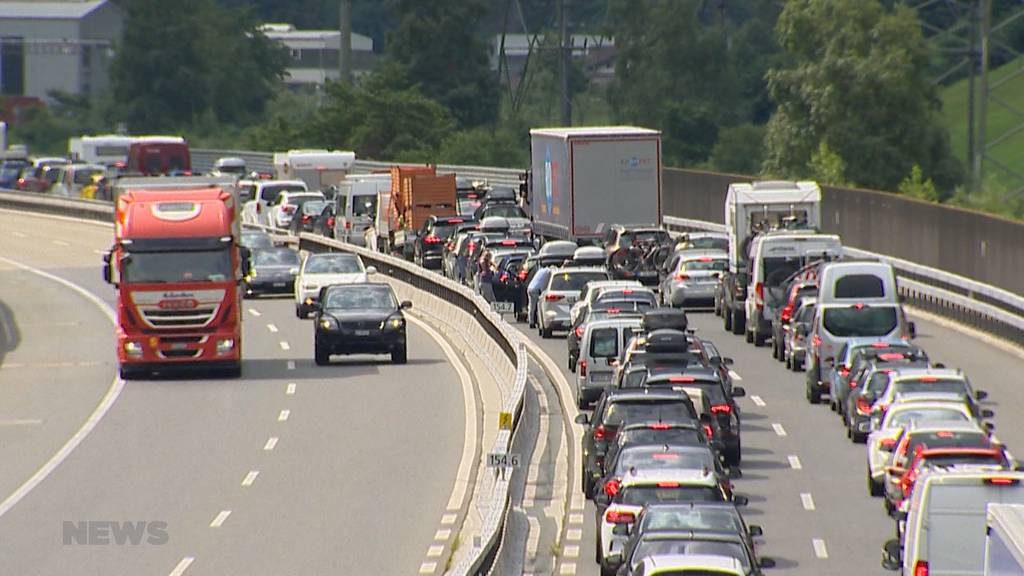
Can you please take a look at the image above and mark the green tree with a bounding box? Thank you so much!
[806,141,849,186]
[898,164,939,202]
[385,0,500,128]
[709,124,766,176]
[763,0,961,193]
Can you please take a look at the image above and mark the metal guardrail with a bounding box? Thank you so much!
[663,215,1024,346]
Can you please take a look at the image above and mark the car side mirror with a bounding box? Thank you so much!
[758,557,777,569]
[907,321,917,339]
[985,422,996,432]
[975,390,988,401]
[574,413,590,425]
[733,495,749,506]
[882,538,902,570]
[731,386,746,398]
[982,409,995,419]
[401,300,413,310]
[932,362,946,369]
[748,525,763,537]
[709,357,721,366]
[366,266,377,275]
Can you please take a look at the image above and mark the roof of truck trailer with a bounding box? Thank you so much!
[530,126,661,138]
[118,188,233,239]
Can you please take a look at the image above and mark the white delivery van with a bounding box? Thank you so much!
[576,316,644,408]
[334,173,390,246]
[883,471,1024,576]
[985,503,1024,575]
[274,149,356,191]
[69,134,135,167]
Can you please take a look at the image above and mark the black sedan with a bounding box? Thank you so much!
[313,283,412,365]
[243,247,300,297]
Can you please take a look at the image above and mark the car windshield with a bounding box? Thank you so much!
[122,249,232,283]
[614,448,713,475]
[253,249,300,266]
[305,255,363,274]
[73,168,104,184]
[622,230,670,246]
[482,205,525,219]
[632,538,748,572]
[619,485,724,506]
[261,184,306,202]
[642,508,743,533]
[889,408,968,428]
[896,380,969,396]
[822,306,898,337]
[324,286,396,310]
[550,271,609,291]
[603,400,692,427]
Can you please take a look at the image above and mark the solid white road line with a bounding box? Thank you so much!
[788,455,803,470]
[209,510,231,528]
[286,360,295,370]
[248,308,262,317]
[168,556,195,576]
[750,395,766,407]
[267,324,278,333]
[279,341,290,351]
[0,255,124,521]
[278,410,290,422]
[286,383,296,395]
[772,423,788,437]
[11,231,26,238]
[405,314,477,514]
[52,240,70,247]
[241,471,259,487]
[92,249,107,256]
[813,538,829,559]
[0,419,44,426]
[801,492,816,511]
[264,437,278,451]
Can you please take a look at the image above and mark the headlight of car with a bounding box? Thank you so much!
[319,317,338,330]
[289,267,299,276]
[249,270,257,278]
[382,315,405,330]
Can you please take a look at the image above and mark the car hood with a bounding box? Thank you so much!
[300,273,367,286]
[322,310,396,323]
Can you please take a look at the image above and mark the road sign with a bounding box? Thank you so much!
[491,301,514,314]
[486,453,521,468]
[498,411,513,430]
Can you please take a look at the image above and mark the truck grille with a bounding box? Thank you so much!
[158,349,202,359]
[141,306,218,329]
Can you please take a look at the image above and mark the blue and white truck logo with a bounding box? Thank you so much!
[544,146,554,215]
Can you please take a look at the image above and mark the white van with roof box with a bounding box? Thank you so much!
[743,231,841,346]
[985,503,1024,575]
[818,260,899,305]
[882,471,1024,575]
[576,317,643,408]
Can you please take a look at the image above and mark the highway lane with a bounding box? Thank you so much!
[0,212,469,575]
[505,304,1024,576]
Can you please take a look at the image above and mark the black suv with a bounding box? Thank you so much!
[414,216,473,269]
[313,283,412,365]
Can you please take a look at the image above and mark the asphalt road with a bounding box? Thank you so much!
[506,302,1024,575]
[0,211,468,575]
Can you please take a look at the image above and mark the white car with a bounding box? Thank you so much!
[569,280,643,326]
[265,190,325,230]
[294,252,375,318]
[241,179,308,225]
[865,399,977,497]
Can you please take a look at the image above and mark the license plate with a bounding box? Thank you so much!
[273,282,286,288]
[354,330,370,336]
[170,343,188,351]
[491,301,514,313]
[590,372,612,382]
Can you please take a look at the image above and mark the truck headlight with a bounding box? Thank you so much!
[216,339,235,354]
[124,341,143,357]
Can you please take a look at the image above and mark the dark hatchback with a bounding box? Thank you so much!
[313,283,412,365]
[243,247,300,297]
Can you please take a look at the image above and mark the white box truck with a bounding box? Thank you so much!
[985,503,1024,575]
[273,149,355,191]
[528,127,661,243]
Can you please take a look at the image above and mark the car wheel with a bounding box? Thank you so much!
[806,375,822,404]
[391,345,408,365]
[754,330,767,347]
[583,466,595,500]
[868,473,884,497]
[568,356,576,372]
[314,341,330,366]
[714,297,722,316]
[852,430,867,444]
[296,305,306,319]
[830,398,837,412]
[745,327,754,343]
[728,442,742,466]
[600,561,618,576]
[784,351,792,370]
[540,324,552,339]
[793,356,803,372]
[723,306,733,331]
[731,309,745,336]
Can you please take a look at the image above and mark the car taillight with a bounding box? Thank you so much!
[856,397,873,415]
[668,376,695,383]
[468,241,477,254]
[675,273,689,281]
[574,326,584,338]
[604,479,620,498]
[326,216,335,228]
[345,220,351,230]
[579,359,587,377]
[755,282,764,307]
[878,404,889,414]
[517,270,528,281]
[302,214,312,223]
[500,273,509,283]
[711,404,732,415]
[605,509,634,524]
[703,424,714,439]
[649,423,670,430]
[780,304,793,323]
[657,481,680,488]
[812,334,822,348]
[914,560,928,576]
[424,235,442,244]
[284,205,296,214]
[595,425,606,440]
[839,366,850,378]
[986,477,1020,486]
[545,294,564,301]
[446,241,455,251]
[880,438,896,450]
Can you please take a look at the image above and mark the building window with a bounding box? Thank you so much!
[1,37,25,96]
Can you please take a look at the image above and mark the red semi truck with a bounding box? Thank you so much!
[103,177,243,379]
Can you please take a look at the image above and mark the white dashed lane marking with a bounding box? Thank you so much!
[52,240,69,247]
[248,308,261,317]
[772,423,788,437]
[278,410,290,422]
[241,471,259,487]
[279,341,290,351]
[263,437,278,451]
[209,510,231,528]
[11,231,27,238]
[801,493,816,511]
[729,370,742,381]
[426,545,444,557]
[286,383,296,395]
[433,529,451,540]
[267,324,278,333]
[168,556,195,576]
[788,455,803,470]
[418,562,437,574]
[813,538,829,559]
[750,395,766,407]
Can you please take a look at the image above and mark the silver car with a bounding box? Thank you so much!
[783,297,816,371]
[660,250,728,308]
[537,267,610,338]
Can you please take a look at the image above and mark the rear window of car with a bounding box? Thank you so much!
[614,448,713,475]
[895,379,969,396]
[301,200,327,214]
[907,431,989,454]
[647,378,728,404]
[621,230,671,246]
[632,539,748,573]
[261,184,305,202]
[590,328,619,358]
[351,195,377,217]
[797,303,816,322]
[682,258,727,272]
[481,205,526,219]
[835,274,885,298]
[640,507,744,534]
[822,306,898,337]
[865,371,893,393]
[889,408,969,428]
[618,485,725,506]
[620,428,701,446]
[550,271,610,291]
[603,400,694,427]
[763,257,804,288]
[253,249,300,266]
[304,255,362,274]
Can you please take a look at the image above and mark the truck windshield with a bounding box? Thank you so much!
[123,249,232,283]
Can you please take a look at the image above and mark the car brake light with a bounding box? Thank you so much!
[649,423,670,430]
[468,240,477,254]
[853,303,866,310]
[424,235,443,244]
[326,216,335,228]
[595,425,606,440]
[986,477,1020,486]
[698,256,713,262]
[879,353,905,361]
[857,397,873,415]
[913,560,928,576]
[579,359,587,377]
[918,376,939,382]
[711,404,732,414]
[668,376,695,383]
[302,214,312,223]
[872,342,889,348]
[781,304,793,323]
[880,438,896,449]
[675,273,689,281]
[574,326,584,338]
[755,282,764,306]
[345,220,352,230]
[500,273,509,283]
[812,334,822,348]
[604,479,620,497]
[839,366,850,378]
[500,239,517,246]
[283,205,296,214]
[652,453,678,460]
[449,218,463,223]
[622,288,634,294]
[605,509,634,524]
[657,481,680,488]
[703,424,714,439]
[517,270,528,281]
[545,294,564,301]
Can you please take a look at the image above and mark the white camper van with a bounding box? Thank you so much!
[273,149,355,192]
